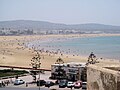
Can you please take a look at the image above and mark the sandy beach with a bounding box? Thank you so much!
[0,34,120,69]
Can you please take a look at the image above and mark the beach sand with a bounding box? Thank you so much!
[0,34,120,69]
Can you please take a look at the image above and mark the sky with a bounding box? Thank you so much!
[0,0,120,26]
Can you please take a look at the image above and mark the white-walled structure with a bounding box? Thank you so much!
[51,62,86,81]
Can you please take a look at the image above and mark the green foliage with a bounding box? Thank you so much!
[0,69,29,77]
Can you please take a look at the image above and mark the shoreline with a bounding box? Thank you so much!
[26,34,120,60]
[0,34,120,69]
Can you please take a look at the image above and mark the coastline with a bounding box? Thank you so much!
[0,34,120,69]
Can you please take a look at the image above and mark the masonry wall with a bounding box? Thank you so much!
[87,65,120,90]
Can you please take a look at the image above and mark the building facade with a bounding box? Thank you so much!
[51,62,86,81]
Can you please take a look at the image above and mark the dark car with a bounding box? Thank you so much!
[82,82,87,90]
[45,81,54,88]
[59,80,68,88]
[55,80,59,85]
[37,80,46,86]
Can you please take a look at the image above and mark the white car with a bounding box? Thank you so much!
[67,81,74,88]
[14,79,25,85]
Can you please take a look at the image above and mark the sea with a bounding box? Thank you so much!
[26,36,120,60]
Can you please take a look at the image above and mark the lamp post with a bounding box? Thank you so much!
[30,50,41,90]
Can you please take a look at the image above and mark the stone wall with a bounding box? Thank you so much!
[87,65,120,90]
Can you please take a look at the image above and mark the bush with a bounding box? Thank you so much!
[0,69,29,77]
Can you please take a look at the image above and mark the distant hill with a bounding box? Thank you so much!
[0,20,120,33]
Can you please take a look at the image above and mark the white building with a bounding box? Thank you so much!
[51,62,86,81]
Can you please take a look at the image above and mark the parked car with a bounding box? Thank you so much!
[37,80,46,86]
[59,80,68,88]
[14,79,25,85]
[45,81,54,88]
[67,81,74,88]
[82,82,87,90]
[74,81,82,89]
[55,80,59,85]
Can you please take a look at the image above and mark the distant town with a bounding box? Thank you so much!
[0,20,120,36]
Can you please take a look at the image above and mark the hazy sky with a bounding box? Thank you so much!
[0,0,120,25]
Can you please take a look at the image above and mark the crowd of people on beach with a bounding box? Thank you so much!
[26,42,81,59]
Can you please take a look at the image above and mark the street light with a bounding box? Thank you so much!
[30,50,41,90]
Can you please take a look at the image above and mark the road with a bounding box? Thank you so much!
[0,87,49,90]
[0,71,82,90]
[1,71,55,84]
[0,87,82,90]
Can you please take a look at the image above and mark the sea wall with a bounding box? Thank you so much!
[87,65,120,90]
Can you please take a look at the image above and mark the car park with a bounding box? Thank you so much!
[14,79,25,85]
[67,81,74,88]
[82,82,87,90]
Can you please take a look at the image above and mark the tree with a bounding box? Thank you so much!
[30,51,41,90]
[55,57,64,64]
[87,52,97,64]
[30,51,41,81]
[31,51,41,69]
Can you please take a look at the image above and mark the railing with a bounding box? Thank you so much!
[0,65,51,71]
